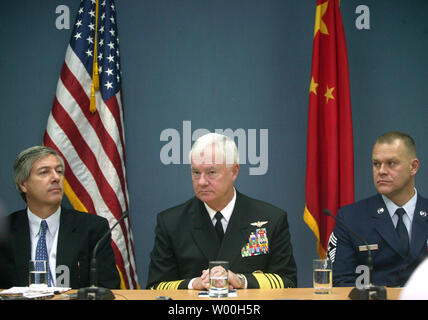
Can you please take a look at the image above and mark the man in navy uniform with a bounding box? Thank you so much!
[328,131,428,287]
[147,133,297,290]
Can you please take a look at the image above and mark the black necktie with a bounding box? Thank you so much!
[395,208,409,256]
[214,212,224,242]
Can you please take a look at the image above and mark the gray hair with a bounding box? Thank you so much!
[13,146,65,201]
[189,133,239,166]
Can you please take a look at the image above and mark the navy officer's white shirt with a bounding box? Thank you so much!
[204,187,237,234]
[382,188,417,241]
[27,207,61,286]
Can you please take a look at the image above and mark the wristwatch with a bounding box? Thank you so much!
[236,273,246,289]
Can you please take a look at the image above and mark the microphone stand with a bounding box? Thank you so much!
[78,212,129,300]
[323,209,387,300]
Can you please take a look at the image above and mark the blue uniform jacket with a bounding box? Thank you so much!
[329,194,428,287]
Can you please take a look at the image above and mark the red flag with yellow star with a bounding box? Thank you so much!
[303,0,354,258]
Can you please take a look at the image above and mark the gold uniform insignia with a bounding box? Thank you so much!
[250,221,268,228]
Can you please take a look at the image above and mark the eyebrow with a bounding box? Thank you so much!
[372,157,399,162]
[35,164,63,171]
[191,166,217,171]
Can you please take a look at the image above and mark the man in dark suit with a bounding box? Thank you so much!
[147,133,297,290]
[0,146,120,289]
[328,131,428,287]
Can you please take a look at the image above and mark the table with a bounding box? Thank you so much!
[0,287,407,319]
[0,287,402,300]
[109,287,402,300]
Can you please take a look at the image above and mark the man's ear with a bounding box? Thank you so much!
[410,158,419,176]
[231,164,240,181]
[18,181,27,194]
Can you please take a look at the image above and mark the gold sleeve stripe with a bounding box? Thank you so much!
[253,272,284,289]
[265,273,276,288]
[275,273,285,288]
[252,272,271,289]
[155,280,183,290]
[266,273,284,289]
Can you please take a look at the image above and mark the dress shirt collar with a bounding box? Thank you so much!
[27,206,61,238]
[382,188,417,221]
[204,187,237,225]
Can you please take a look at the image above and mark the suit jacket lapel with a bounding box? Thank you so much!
[190,199,221,261]
[409,196,428,259]
[56,208,79,268]
[372,195,405,257]
[11,210,31,285]
[217,192,251,265]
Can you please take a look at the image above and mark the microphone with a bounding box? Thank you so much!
[78,211,129,300]
[323,209,386,300]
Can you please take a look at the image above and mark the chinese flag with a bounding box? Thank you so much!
[303,0,354,258]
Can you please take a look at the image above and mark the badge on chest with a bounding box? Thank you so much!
[241,227,269,257]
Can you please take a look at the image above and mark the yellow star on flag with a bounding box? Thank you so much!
[314,1,329,38]
[324,85,335,103]
[310,77,319,95]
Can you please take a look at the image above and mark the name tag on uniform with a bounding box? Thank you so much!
[358,244,379,252]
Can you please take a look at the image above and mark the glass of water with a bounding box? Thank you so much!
[29,260,48,290]
[313,259,332,294]
[209,261,229,298]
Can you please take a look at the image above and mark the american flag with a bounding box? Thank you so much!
[43,0,139,289]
